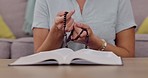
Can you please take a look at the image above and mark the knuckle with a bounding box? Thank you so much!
[55,19,59,24]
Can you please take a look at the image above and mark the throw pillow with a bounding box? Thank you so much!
[137,17,148,34]
[0,16,16,39]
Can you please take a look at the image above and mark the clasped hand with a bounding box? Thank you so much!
[53,10,95,45]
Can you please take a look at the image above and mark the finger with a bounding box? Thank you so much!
[75,22,89,29]
[75,23,90,36]
[70,24,83,40]
[65,19,74,32]
[71,24,79,40]
[55,11,69,24]
[80,31,87,38]
[71,30,78,40]
[66,10,75,20]
[72,36,86,44]
[55,10,75,26]
[55,16,64,25]
[76,37,85,42]
[74,24,83,34]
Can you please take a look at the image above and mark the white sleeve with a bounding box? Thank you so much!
[32,0,50,29]
[115,0,137,33]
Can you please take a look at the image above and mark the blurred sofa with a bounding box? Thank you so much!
[131,0,148,57]
[0,0,34,59]
[0,0,148,59]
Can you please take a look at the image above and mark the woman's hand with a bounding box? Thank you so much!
[71,23,92,43]
[71,22,103,50]
[51,10,75,34]
[33,10,75,52]
[71,23,95,44]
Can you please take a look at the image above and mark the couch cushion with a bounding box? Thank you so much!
[135,34,148,41]
[0,39,13,59]
[135,34,148,57]
[0,0,28,38]
[11,37,34,59]
[135,41,148,57]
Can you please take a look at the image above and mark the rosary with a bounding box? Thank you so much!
[62,12,89,49]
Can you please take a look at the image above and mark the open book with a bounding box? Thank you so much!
[9,48,122,66]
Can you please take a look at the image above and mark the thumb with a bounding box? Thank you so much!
[75,22,89,29]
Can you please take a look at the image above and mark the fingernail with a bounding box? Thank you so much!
[71,10,75,13]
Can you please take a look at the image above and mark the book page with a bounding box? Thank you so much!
[10,48,74,65]
[9,48,122,65]
[65,49,122,65]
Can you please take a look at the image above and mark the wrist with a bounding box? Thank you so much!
[88,35,102,50]
[51,24,64,37]
[98,39,107,51]
[88,36,107,51]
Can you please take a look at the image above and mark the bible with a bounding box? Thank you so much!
[9,48,122,66]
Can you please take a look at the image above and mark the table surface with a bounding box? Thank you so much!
[0,58,148,78]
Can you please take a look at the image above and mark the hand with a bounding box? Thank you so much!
[71,22,94,44]
[71,22,103,50]
[53,10,75,32]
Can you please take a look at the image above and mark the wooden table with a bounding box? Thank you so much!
[0,58,148,78]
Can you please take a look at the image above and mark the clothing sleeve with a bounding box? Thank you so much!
[115,0,137,33]
[32,0,50,29]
